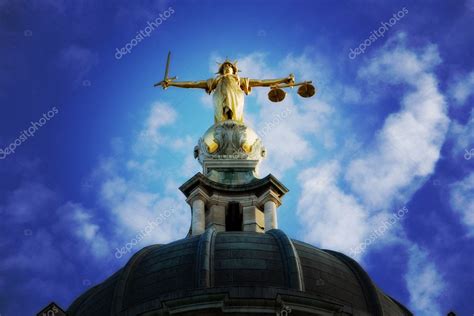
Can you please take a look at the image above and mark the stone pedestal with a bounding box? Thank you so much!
[203,159,260,185]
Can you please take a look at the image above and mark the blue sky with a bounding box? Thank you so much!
[0,0,473,315]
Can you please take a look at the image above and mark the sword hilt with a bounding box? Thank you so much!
[153,76,177,88]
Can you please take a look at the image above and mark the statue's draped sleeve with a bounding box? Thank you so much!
[206,79,215,94]
[240,77,252,95]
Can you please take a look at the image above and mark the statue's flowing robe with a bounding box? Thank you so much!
[206,74,251,123]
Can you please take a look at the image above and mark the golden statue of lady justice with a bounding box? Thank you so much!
[154,52,315,123]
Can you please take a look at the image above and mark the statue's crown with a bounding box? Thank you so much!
[216,58,240,74]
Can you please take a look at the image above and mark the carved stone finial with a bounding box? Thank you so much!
[194,120,266,184]
[195,120,265,164]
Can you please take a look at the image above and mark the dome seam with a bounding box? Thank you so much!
[195,227,217,288]
[266,229,305,291]
[110,244,162,315]
[322,249,384,316]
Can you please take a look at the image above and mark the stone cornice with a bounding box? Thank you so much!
[179,172,289,200]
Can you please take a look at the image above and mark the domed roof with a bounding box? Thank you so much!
[67,229,412,315]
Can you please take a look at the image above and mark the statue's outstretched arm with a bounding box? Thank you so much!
[156,79,208,90]
[248,74,294,87]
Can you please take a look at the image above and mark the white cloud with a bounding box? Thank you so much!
[405,244,444,316]
[0,175,121,316]
[358,38,441,83]
[97,170,190,246]
[296,36,449,275]
[0,179,111,263]
[449,172,474,236]
[136,101,177,152]
[86,102,194,251]
[279,52,320,80]
[448,109,474,159]
[341,86,362,104]
[347,37,449,209]
[448,70,474,106]
[180,154,201,178]
[57,202,109,258]
[169,134,195,152]
[296,161,408,259]
[296,161,370,256]
[200,93,213,109]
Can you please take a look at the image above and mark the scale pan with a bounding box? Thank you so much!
[297,83,316,98]
[268,88,286,102]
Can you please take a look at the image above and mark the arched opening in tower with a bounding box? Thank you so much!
[226,202,243,231]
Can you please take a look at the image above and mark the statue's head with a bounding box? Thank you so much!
[217,59,238,75]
